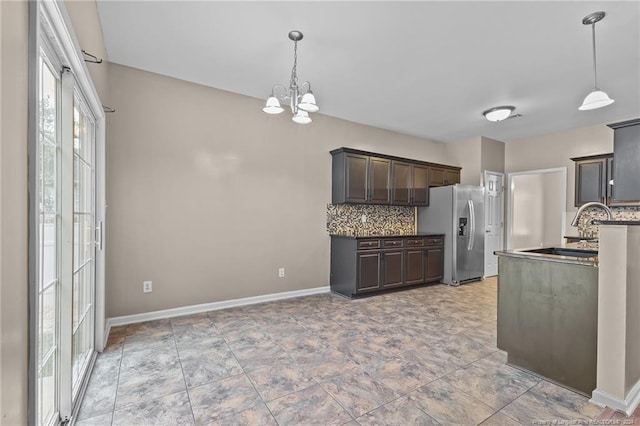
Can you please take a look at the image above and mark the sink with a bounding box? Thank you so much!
[521,247,598,258]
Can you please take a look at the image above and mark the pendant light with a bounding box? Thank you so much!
[579,11,614,111]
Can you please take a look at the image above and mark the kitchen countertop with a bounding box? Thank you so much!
[329,233,443,239]
[592,220,640,226]
[495,241,598,266]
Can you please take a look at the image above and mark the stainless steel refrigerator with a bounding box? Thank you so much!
[417,184,485,286]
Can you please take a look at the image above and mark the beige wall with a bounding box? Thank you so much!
[506,124,614,221]
[447,136,505,186]
[446,137,482,185]
[105,64,451,318]
[596,225,640,414]
[65,0,109,102]
[481,137,505,174]
[626,227,640,395]
[1,1,29,424]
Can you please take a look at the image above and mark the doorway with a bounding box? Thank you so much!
[483,171,504,277]
[507,168,567,249]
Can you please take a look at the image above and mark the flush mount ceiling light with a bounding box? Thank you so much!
[579,11,615,111]
[263,30,319,124]
[482,106,516,122]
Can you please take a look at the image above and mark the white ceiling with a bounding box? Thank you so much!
[95,1,640,143]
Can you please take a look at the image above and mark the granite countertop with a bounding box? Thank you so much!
[330,233,444,239]
[495,241,599,266]
[564,235,598,241]
[592,220,640,226]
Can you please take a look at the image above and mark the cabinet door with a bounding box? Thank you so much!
[381,250,404,287]
[445,169,460,185]
[412,165,430,206]
[425,247,443,282]
[575,158,606,206]
[606,156,615,205]
[369,157,391,204]
[345,154,369,203]
[429,167,445,186]
[357,251,381,292]
[612,122,640,203]
[391,161,412,205]
[405,248,425,285]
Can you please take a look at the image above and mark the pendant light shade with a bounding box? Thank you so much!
[298,91,319,112]
[579,11,614,111]
[292,110,312,124]
[579,89,615,111]
[263,96,284,114]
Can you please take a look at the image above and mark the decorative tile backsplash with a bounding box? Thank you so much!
[578,206,640,238]
[327,204,415,236]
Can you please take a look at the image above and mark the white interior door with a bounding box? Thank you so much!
[483,171,504,277]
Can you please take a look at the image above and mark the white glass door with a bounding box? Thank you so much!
[71,94,96,398]
[36,50,61,426]
[32,22,99,425]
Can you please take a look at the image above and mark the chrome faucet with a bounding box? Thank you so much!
[571,202,613,226]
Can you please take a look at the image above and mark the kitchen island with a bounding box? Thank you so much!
[495,242,598,396]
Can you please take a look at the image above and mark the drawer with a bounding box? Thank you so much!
[382,238,403,248]
[425,236,444,246]
[357,239,380,250]
[405,238,425,247]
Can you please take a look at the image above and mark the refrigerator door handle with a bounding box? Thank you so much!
[468,200,475,250]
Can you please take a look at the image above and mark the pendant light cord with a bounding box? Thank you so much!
[591,23,598,90]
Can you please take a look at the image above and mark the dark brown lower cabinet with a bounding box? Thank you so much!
[330,235,444,298]
[382,250,404,288]
[405,248,426,285]
[357,252,381,292]
[425,246,443,282]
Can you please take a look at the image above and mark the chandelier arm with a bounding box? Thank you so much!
[271,84,290,102]
[299,81,312,94]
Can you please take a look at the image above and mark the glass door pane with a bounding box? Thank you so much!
[37,53,60,426]
[71,96,95,397]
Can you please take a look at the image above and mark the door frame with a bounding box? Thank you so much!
[506,167,567,249]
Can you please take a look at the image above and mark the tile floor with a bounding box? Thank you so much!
[76,278,640,425]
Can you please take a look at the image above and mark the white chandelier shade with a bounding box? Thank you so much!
[263,30,319,124]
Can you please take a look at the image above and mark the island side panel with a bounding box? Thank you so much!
[497,256,598,396]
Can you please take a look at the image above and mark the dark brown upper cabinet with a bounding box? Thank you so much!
[331,152,390,204]
[391,161,411,205]
[608,119,640,205]
[391,161,430,206]
[429,166,460,187]
[331,148,460,206]
[571,153,613,206]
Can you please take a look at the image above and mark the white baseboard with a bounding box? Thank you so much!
[104,286,330,333]
[591,379,640,416]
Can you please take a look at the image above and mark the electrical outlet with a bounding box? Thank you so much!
[143,280,152,293]
[361,214,367,223]
[278,268,285,278]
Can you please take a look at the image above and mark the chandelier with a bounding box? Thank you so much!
[262,30,319,124]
